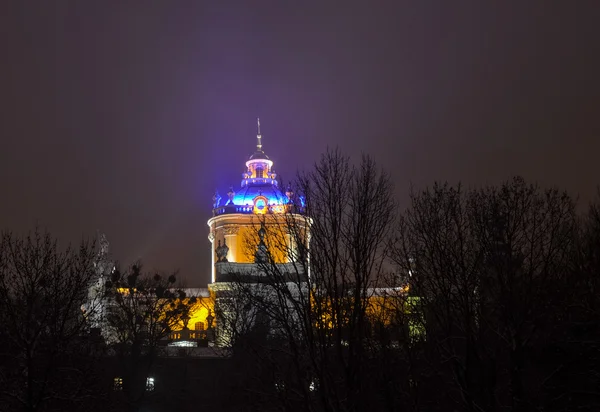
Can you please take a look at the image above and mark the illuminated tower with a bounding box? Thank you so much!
[207,119,306,282]
[207,120,309,346]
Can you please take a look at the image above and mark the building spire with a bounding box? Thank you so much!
[256,117,262,152]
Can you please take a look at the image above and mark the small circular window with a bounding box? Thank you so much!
[253,196,269,214]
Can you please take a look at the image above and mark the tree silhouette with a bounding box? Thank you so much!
[0,229,104,412]
[392,177,581,411]
[218,149,402,412]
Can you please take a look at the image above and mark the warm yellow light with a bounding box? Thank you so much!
[176,296,216,331]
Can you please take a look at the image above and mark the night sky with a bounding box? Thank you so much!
[1,2,599,286]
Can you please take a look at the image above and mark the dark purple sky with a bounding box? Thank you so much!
[1,1,599,286]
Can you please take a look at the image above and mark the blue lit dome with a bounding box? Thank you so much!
[232,185,285,207]
[212,119,294,216]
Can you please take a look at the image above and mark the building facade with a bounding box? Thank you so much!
[87,121,309,350]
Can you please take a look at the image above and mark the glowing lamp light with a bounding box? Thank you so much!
[146,377,155,391]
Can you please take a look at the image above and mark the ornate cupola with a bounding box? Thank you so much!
[211,119,290,216]
[242,118,277,188]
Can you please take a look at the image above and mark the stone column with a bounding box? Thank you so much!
[208,230,216,283]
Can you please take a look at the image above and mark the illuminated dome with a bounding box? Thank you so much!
[212,119,294,216]
[232,185,285,207]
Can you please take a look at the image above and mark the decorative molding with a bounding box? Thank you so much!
[222,225,240,236]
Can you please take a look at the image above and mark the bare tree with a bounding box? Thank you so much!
[218,172,600,412]
[103,264,197,410]
[392,177,579,412]
[218,149,400,412]
[472,177,576,411]
[0,229,104,412]
[547,189,600,411]
[393,182,490,411]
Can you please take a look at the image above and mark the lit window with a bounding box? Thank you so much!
[146,377,155,391]
[113,377,123,391]
[195,321,205,331]
[168,340,196,347]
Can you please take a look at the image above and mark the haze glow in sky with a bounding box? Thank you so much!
[1,2,599,285]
